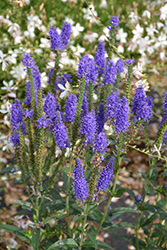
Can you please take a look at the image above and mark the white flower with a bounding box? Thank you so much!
[64,16,74,26]
[24,25,35,39]
[160,51,166,60]
[154,32,167,49]
[99,0,107,8]
[83,3,98,23]
[10,63,26,81]
[135,79,149,91]
[116,28,127,43]
[46,61,55,69]
[39,37,51,48]
[72,23,84,38]
[60,52,77,69]
[2,80,17,92]
[117,44,124,53]
[0,135,14,151]
[146,24,158,37]
[8,23,20,34]
[41,72,48,88]
[104,123,114,135]
[0,50,13,71]
[58,81,71,99]
[142,10,151,19]
[160,4,167,20]
[99,27,110,41]
[84,32,98,43]
[132,63,144,79]
[128,12,139,23]
[156,22,164,29]
[132,24,144,39]
[70,44,85,58]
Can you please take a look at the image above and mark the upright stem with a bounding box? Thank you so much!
[80,204,89,248]
[135,155,157,250]
[65,151,73,237]
[96,170,119,235]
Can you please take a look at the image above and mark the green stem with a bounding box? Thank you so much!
[65,151,73,237]
[80,204,89,248]
[96,170,119,235]
[135,156,156,250]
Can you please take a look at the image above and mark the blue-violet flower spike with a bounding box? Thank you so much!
[73,158,89,202]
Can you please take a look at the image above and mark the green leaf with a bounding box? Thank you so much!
[145,238,163,250]
[47,239,78,250]
[32,228,40,250]
[115,187,126,197]
[0,224,30,243]
[85,225,97,249]
[43,215,57,225]
[144,183,154,195]
[73,214,84,222]
[14,200,31,209]
[0,165,15,174]
[47,188,63,201]
[12,209,32,217]
[103,222,135,231]
[108,207,138,216]
[140,213,157,227]
[96,240,113,249]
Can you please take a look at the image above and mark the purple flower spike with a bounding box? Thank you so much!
[10,99,26,147]
[54,111,70,149]
[80,110,96,145]
[110,16,119,30]
[78,55,97,84]
[132,86,152,122]
[43,93,56,120]
[23,81,31,106]
[49,26,61,51]
[94,132,107,153]
[96,103,105,134]
[126,59,134,65]
[49,22,71,51]
[95,40,105,75]
[97,157,115,191]
[73,158,89,202]
[60,22,71,50]
[115,96,129,133]
[22,53,41,90]
[116,58,125,74]
[106,90,119,119]
[65,93,77,123]
[104,60,116,85]
[80,92,88,120]
[164,92,167,111]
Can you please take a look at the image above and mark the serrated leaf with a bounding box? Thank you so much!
[73,214,84,222]
[0,166,15,174]
[14,200,31,209]
[0,224,30,243]
[144,183,154,195]
[115,187,126,197]
[43,215,57,225]
[140,213,157,227]
[32,228,40,250]
[47,239,78,250]
[108,207,138,216]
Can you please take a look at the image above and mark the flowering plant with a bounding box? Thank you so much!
[1,13,167,250]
